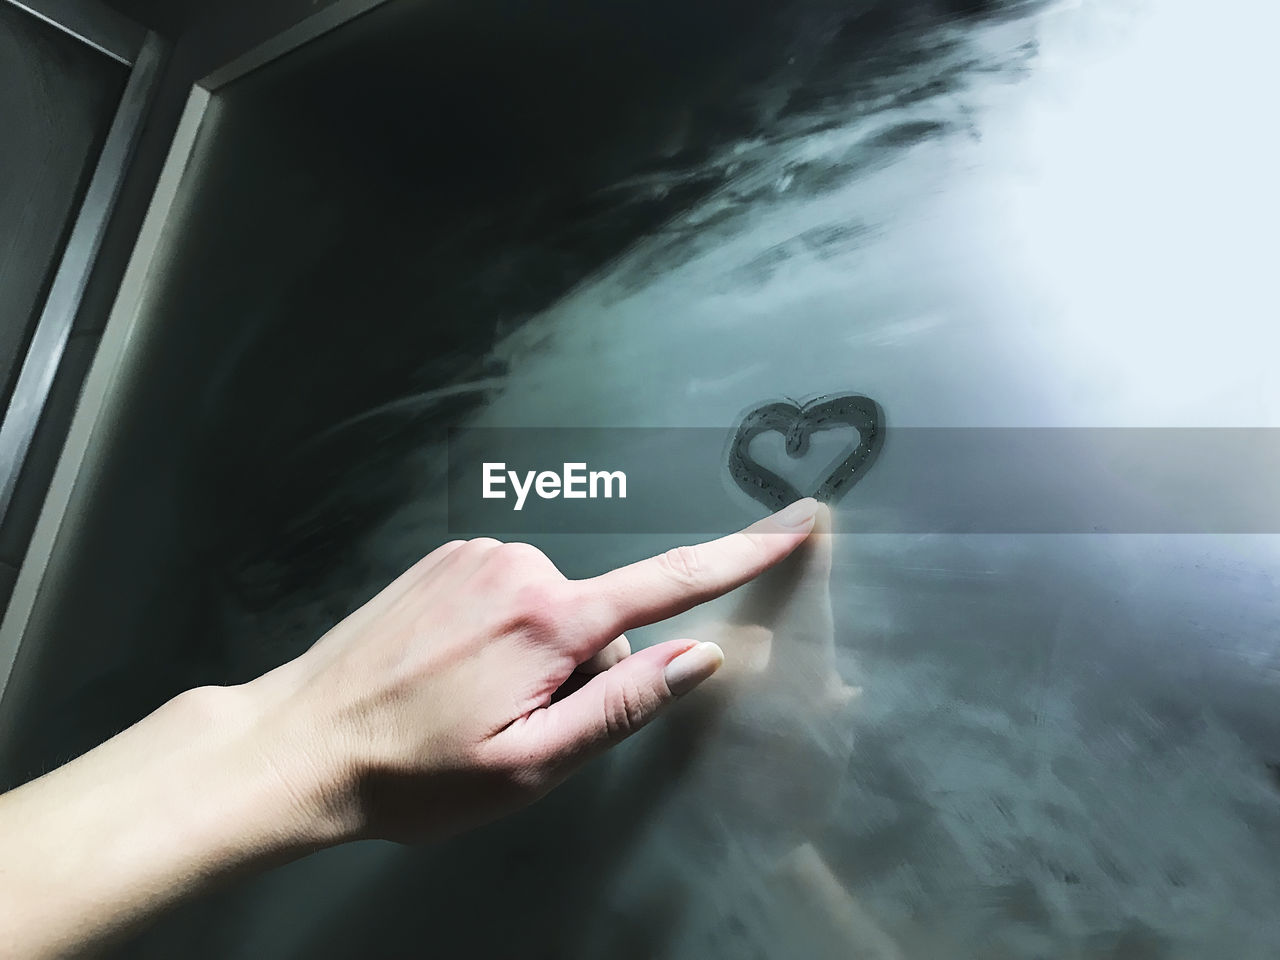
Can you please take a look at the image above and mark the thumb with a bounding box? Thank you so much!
[519,639,724,770]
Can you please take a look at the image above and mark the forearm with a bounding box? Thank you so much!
[0,680,351,959]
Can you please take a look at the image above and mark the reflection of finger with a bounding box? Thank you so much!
[787,503,834,607]
[783,504,836,656]
[831,682,862,708]
[712,623,773,676]
[810,503,834,576]
[731,509,837,687]
[730,505,833,631]
[576,635,631,675]
[775,844,903,960]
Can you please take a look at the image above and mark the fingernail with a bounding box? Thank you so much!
[774,498,820,530]
[665,642,725,697]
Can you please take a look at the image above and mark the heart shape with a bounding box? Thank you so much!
[728,393,885,511]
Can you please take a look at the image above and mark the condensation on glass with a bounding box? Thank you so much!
[3,0,1279,957]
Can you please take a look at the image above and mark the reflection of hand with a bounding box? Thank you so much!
[665,506,858,852]
[576,507,872,960]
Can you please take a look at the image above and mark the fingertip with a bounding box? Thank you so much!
[771,497,820,532]
[663,641,726,697]
[744,499,818,552]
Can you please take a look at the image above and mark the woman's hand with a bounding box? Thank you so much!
[249,496,824,844]
[0,499,822,960]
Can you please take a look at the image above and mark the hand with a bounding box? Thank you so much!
[238,497,826,844]
[0,500,824,959]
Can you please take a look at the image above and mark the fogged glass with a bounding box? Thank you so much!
[4,0,1279,957]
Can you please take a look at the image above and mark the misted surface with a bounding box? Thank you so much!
[3,0,1279,957]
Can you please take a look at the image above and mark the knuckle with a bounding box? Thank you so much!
[658,545,704,587]
[419,540,466,565]
[602,674,653,742]
[480,544,574,639]
[492,541,550,571]
[406,541,467,579]
[456,537,502,562]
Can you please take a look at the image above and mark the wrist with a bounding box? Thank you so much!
[223,668,366,850]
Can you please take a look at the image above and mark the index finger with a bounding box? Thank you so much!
[578,499,823,638]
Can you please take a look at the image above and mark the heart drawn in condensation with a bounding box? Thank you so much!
[728,394,886,511]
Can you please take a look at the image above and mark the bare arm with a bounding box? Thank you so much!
[0,499,821,959]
